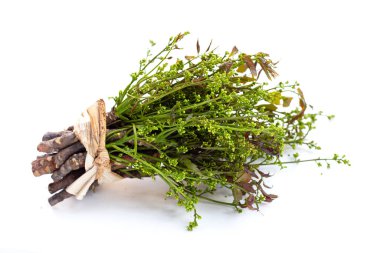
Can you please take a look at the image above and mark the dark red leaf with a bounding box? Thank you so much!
[238,182,254,193]
[264,196,273,202]
[196,39,200,54]
[258,184,278,202]
[256,54,278,80]
[257,170,271,178]
[289,88,307,124]
[237,171,251,183]
[219,61,233,73]
[263,182,272,189]
[206,40,213,52]
[244,167,259,179]
[246,194,257,210]
[243,54,257,78]
[264,194,278,202]
[269,194,278,199]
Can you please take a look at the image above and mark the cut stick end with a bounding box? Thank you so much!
[32,170,41,177]
[36,143,47,153]
[48,190,73,206]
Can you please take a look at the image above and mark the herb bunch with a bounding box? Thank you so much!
[106,32,349,230]
[32,32,349,230]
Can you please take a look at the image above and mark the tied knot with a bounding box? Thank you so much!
[66,99,121,200]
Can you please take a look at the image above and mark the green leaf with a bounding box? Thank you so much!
[257,103,278,112]
[269,91,281,105]
[232,188,243,204]
[237,63,247,73]
[282,96,293,107]
[182,158,200,173]
[149,40,156,47]
[185,55,195,61]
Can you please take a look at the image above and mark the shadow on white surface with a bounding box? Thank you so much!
[51,176,244,224]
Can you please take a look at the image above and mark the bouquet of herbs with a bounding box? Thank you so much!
[32,32,349,230]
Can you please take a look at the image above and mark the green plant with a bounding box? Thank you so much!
[107,32,349,230]
[32,32,350,230]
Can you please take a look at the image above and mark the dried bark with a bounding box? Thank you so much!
[53,142,85,168]
[106,108,118,125]
[37,131,78,153]
[52,152,86,181]
[42,131,67,141]
[32,154,56,176]
[48,190,73,206]
[32,143,85,176]
[48,168,86,194]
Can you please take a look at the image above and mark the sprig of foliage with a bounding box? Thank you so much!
[106,32,349,230]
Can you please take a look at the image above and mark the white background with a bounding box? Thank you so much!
[0,0,379,252]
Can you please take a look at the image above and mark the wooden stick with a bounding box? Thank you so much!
[32,154,56,176]
[32,143,85,176]
[38,131,78,153]
[48,190,73,206]
[52,152,86,181]
[48,168,86,194]
[42,131,67,141]
[54,142,85,168]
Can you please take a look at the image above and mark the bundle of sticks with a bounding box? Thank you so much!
[31,112,143,206]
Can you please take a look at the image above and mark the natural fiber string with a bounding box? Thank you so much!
[66,99,122,199]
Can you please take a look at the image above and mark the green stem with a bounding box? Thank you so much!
[196,195,236,207]
[132,123,138,155]
[110,145,190,201]
[260,157,338,166]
